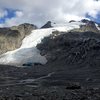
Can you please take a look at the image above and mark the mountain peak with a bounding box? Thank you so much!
[41,21,52,28]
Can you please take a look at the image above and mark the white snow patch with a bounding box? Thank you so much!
[95,23,100,31]
[0,22,84,66]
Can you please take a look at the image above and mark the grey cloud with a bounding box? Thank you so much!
[0,0,100,27]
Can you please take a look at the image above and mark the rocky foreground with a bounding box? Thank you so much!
[0,20,100,100]
[0,65,100,100]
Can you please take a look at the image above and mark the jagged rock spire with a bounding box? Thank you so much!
[41,21,52,28]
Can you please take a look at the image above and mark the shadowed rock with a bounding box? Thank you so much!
[69,20,76,23]
[41,21,52,28]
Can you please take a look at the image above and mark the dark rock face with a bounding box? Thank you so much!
[98,24,100,28]
[41,21,52,28]
[69,20,76,23]
[81,19,90,23]
[0,23,37,54]
[66,82,81,90]
[37,31,100,65]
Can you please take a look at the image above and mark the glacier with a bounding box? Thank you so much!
[0,22,84,66]
[95,23,100,31]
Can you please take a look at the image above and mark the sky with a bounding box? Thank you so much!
[0,0,100,27]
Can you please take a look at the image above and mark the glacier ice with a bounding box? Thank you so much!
[0,22,84,66]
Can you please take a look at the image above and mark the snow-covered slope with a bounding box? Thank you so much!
[95,23,100,31]
[0,22,84,66]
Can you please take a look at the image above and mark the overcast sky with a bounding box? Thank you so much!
[0,0,100,27]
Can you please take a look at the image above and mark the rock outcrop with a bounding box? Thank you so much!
[41,21,52,28]
[11,23,37,38]
[37,31,100,65]
[0,23,37,54]
[70,19,99,33]
[69,20,76,23]
[80,20,99,33]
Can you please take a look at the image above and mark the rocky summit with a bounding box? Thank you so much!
[41,21,52,28]
[0,19,100,100]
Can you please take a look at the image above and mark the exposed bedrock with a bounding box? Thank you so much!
[0,23,37,55]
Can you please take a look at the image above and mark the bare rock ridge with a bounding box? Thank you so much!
[69,19,99,33]
[37,31,100,66]
[41,21,52,28]
[0,23,37,54]
[11,23,37,38]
